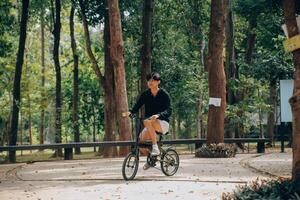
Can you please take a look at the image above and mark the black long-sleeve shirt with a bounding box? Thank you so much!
[130,88,172,122]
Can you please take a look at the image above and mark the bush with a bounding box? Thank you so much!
[222,178,300,200]
[195,143,237,158]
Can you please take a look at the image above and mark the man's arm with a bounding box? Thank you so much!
[130,92,146,114]
[158,92,172,119]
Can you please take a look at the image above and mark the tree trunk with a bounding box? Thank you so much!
[53,0,62,157]
[206,0,226,144]
[196,98,202,138]
[224,0,243,149]
[102,6,118,157]
[9,0,29,163]
[245,18,257,64]
[257,88,265,138]
[93,108,96,152]
[3,115,11,146]
[70,1,80,154]
[199,31,206,68]
[266,83,276,145]
[78,0,117,157]
[177,116,181,138]
[39,0,45,146]
[186,118,192,139]
[140,0,153,91]
[28,94,32,153]
[78,0,103,79]
[282,0,300,192]
[102,84,118,156]
[4,121,8,145]
[20,112,23,156]
[171,115,176,139]
[225,0,236,105]
[108,0,132,156]
[25,55,32,148]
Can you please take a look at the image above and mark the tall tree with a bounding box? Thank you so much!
[140,0,153,91]
[25,60,33,149]
[225,0,237,105]
[78,0,118,157]
[53,0,62,156]
[282,0,300,192]
[206,0,226,144]
[266,81,276,143]
[108,0,131,156]
[102,1,118,157]
[39,0,45,145]
[224,0,239,140]
[9,0,29,163]
[245,18,257,64]
[70,0,80,154]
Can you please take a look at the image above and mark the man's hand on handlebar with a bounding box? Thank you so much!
[122,111,133,118]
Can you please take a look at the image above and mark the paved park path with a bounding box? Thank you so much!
[0,152,292,200]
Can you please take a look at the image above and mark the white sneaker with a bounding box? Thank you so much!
[151,148,160,156]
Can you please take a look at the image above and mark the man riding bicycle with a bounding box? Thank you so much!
[125,72,172,170]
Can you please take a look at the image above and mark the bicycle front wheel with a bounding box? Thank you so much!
[160,149,179,176]
[122,152,139,180]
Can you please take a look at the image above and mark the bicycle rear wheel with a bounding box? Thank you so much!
[160,149,179,176]
[122,152,139,180]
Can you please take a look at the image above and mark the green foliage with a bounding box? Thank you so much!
[121,0,210,138]
[62,66,104,141]
[0,0,296,146]
[234,0,280,21]
[239,10,293,84]
[222,178,300,200]
[225,75,271,136]
[0,0,15,57]
[149,0,210,137]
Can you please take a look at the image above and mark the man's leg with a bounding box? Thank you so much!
[143,120,157,144]
[139,128,151,156]
[143,119,163,155]
[139,128,153,170]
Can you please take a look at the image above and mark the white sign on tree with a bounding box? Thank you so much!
[280,80,293,122]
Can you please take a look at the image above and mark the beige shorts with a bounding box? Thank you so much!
[140,119,170,140]
[157,119,169,134]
